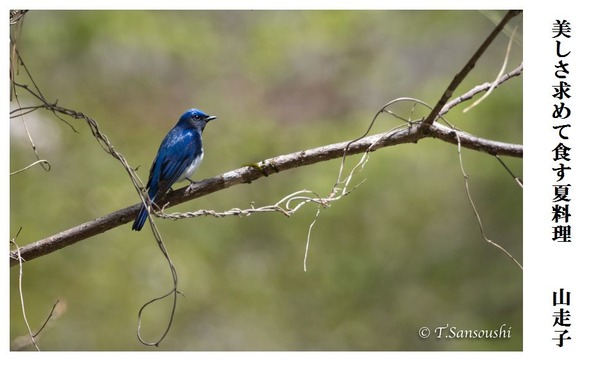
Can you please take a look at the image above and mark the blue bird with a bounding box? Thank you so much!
[132,108,217,231]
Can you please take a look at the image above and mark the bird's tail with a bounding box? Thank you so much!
[132,204,149,231]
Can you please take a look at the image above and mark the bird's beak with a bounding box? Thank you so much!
[206,115,217,122]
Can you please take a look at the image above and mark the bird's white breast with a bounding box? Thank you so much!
[178,150,204,182]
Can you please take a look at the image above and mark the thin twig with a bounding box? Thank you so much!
[303,208,321,272]
[136,204,180,347]
[463,25,520,113]
[10,159,51,175]
[455,133,523,270]
[10,299,65,351]
[31,300,61,339]
[11,235,40,351]
[496,156,523,188]
[439,62,523,117]
[418,10,522,135]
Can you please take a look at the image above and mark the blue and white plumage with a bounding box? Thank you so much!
[132,108,217,231]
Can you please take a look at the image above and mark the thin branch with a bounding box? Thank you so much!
[455,133,523,270]
[496,156,523,188]
[462,25,519,113]
[303,208,321,272]
[136,201,180,347]
[12,237,40,351]
[10,159,51,175]
[418,10,522,135]
[32,300,61,338]
[440,62,523,117]
[11,299,66,351]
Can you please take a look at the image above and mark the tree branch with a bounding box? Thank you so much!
[9,120,522,267]
[418,10,522,135]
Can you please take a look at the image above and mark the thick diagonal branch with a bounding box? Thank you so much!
[9,121,521,267]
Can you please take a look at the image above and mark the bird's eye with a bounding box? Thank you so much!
[192,114,201,120]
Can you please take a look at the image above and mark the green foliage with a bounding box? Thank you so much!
[10,10,522,350]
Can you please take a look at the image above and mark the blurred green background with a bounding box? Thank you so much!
[10,10,523,350]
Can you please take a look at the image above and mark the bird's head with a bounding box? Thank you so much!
[178,108,217,130]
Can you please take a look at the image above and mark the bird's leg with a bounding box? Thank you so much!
[183,178,199,194]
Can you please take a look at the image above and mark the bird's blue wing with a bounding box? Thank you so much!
[147,128,202,200]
